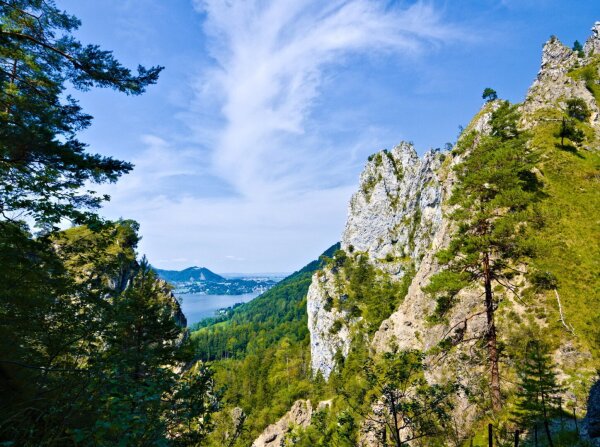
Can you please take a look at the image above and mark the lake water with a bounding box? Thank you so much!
[176,291,261,326]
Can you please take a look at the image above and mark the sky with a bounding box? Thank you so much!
[57,0,599,273]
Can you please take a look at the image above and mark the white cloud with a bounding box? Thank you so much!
[192,0,462,198]
[99,0,464,272]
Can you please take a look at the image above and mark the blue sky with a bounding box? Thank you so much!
[58,0,599,273]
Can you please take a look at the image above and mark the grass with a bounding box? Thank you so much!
[526,108,600,361]
[567,55,600,106]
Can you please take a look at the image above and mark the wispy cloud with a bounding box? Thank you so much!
[99,0,465,272]
[192,0,462,198]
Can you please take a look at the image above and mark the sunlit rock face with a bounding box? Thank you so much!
[308,142,446,379]
[584,21,600,56]
[523,33,600,125]
[341,142,444,274]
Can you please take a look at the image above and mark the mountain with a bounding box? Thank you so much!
[190,243,339,444]
[153,266,225,283]
[195,22,600,447]
[154,266,280,295]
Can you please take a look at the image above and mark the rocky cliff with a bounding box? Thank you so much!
[308,142,446,378]
[251,21,600,447]
[308,17,599,378]
[302,20,600,445]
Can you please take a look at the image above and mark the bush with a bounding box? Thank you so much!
[566,97,591,121]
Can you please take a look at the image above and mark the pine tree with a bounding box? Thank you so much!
[482,87,498,102]
[352,350,457,447]
[513,340,562,447]
[0,0,162,227]
[425,101,542,412]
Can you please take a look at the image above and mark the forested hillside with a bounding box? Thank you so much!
[191,244,339,444]
[0,2,215,445]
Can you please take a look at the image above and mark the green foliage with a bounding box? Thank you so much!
[0,0,162,228]
[430,102,540,298]
[192,244,339,445]
[555,117,585,148]
[423,270,470,323]
[565,97,591,121]
[529,270,559,292]
[329,251,414,334]
[567,56,600,105]
[573,40,584,58]
[452,129,477,156]
[482,87,498,102]
[0,222,216,445]
[347,349,457,446]
[426,100,542,414]
[525,107,600,359]
[490,100,521,140]
[512,339,562,446]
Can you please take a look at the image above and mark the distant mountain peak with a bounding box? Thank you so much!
[153,266,225,283]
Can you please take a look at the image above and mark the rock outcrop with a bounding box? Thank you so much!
[523,33,599,125]
[308,143,445,378]
[584,21,600,56]
[252,400,314,447]
[307,268,353,378]
[341,143,443,270]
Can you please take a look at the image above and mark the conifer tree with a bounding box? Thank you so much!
[425,101,541,412]
[0,0,162,227]
[351,349,457,447]
[513,340,562,447]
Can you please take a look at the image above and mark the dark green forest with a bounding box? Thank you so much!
[0,2,215,445]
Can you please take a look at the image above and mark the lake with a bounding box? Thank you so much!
[176,291,261,326]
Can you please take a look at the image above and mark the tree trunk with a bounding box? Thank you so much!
[483,253,501,412]
[543,420,554,447]
[388,393,402,447]
[541,392,554,447]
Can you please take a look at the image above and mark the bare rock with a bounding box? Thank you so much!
[307,269,353,379]
[584,21,600,56]
[252,400,313,447]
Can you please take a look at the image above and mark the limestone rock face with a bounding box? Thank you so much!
[341,143,443,273]
[307,269,353,378]
[308,143,445,378]
[252,400,313,447]
[523,35,599,124]
[584,21,600,56]
[371,147,487,355]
